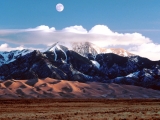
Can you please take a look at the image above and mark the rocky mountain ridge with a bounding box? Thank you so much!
[70,42,134,57]
[0,42,160,91]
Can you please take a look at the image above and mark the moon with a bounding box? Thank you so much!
[56,3,64,12]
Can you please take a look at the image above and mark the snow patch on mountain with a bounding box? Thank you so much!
[91,60,100,69]
[56,45,67,62]
[129,56,139,62]
[126,72,139,78]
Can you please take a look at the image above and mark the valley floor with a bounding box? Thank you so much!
[0,99,160,120]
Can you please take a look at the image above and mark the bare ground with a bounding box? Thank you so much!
[0,99,160,120]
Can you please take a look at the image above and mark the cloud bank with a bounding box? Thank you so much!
[0,25,159,61]
[0,43,24,51]
[0,43,42,51]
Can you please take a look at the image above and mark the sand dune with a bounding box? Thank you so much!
[0,78,160,99]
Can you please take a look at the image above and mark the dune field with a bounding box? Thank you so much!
[0,78,160,99]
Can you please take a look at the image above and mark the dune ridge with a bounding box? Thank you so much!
[0,77,160,99]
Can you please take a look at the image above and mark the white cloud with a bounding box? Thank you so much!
[0,43,42,52]
[27,25,56,32]
[62,25,87,34]
[89,25,114,35]
[0,43,8,49]
[129,43,160,61]
[0,43,24,51]
[0,25,151,46]
[0,24,159,60]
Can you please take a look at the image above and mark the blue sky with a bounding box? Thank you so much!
[1,0,160,30]
[0,0,160,60]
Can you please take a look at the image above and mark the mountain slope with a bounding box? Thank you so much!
[0,42,160,91]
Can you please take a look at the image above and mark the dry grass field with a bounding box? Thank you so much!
[0,99,160,120]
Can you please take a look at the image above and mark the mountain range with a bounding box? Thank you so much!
[0,42,160,92]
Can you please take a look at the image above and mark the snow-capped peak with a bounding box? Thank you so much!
[46,42,135,62]
[70,42,134,58]
[47,42,68,62]
[71,42,107,58]
[0,49,32,66]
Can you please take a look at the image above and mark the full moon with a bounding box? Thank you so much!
[56,3,64,12]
